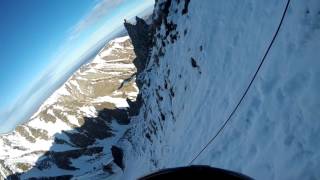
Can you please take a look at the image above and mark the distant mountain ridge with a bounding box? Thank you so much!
[0,35,137,179]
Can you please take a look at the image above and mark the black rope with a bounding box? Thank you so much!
[188,0,291,165]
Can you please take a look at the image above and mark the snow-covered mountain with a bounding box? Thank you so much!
[1,0,320,179]
[0,35,138,179]
[110,0,320,179]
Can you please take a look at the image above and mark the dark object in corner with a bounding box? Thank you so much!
[138,165,253,180]
[111,146,125,170]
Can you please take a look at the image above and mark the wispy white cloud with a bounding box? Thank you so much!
[69,0,124,40]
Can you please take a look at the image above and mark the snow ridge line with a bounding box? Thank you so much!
[188,0,291,165]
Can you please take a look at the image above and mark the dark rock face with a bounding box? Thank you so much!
[99,108,129,125]
[111,146,125,170]
[127,95,143,117]
[41,147,104,170]
[58,107,129,149]
[103,163,114,174]
[124,17,153,77]
[115,11,172,171]
[123,16,155,119]
[182,0,190,15]
[31,107,130,172]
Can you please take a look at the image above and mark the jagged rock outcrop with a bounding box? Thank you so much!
[124,17,153,77]
[111,146,125,170]
[123,17,154,118]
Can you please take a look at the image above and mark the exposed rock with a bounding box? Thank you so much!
[103,163,114,174]
[41,147,104,170]
[124,17,153,87]
[111,146,125,170]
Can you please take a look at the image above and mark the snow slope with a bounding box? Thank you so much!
[111,0,320,179]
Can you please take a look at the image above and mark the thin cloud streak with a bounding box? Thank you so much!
[69,0,124,40]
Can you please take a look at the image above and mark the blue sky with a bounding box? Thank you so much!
[0,0,154,133]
